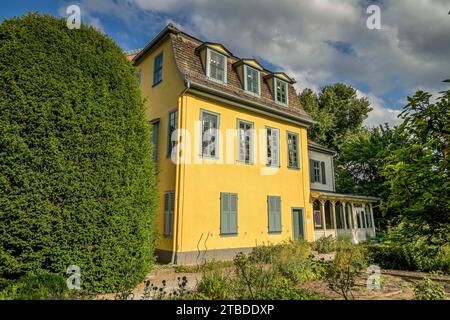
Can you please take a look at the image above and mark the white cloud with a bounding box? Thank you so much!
[61,0,449,126]
[357,91,402,128]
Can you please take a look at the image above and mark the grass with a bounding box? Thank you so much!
[174,260,234,273]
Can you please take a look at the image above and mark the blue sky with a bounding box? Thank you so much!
[1,1,448,126]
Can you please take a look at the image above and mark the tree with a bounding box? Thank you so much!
[298,84,372,152]
[382,82,450,246]
[0,14,158,292]
[335,125,406,229]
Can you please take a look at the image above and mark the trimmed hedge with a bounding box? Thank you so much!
[0,13,158,292]
[365,243,450,274]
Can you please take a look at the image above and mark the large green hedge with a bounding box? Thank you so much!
[0,13,158,292]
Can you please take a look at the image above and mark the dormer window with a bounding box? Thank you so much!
[244,65,260,95]
[207,49,227,84]
[275,78,288,105]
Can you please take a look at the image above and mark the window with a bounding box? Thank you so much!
[314,210,322,229]
[151,119,159,162]
[207,49,227,83]
[220,192,238,235]
[310,160,326,184]
[275,78,288,105]
[164,191,175,236]
[237,119,254,164]
[137,69,142,85]
[287,132,299,168]
[266,127,280,167]
[268,196,282,233]
[153,52,163,86]
[200,110,219,158]
[167,109,178,157]
[244,65,260,95]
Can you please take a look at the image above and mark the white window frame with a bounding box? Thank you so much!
[206,48,227,84]
[237,119,254,164]
[244,65,260,96]
[274,78,288,105]
[266,126,280,167]
[200,109,220,159]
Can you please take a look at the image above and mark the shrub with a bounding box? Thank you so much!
[273,241,322,283]
[197,271,234,300]
[413,278,446,300]
[313,236,337,253]
[365,243,450,274]
[250,243,283,264]
[325,244,367,300]
[0,14,158,293]
[0,271,70,300]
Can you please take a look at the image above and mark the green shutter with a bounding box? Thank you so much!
[321,161,326,184]
[268,196,281,233]
[163,193,170,236]
[169,192,175,235]
[229,194,238,234]
[220,193,229,234]
[310,160,315,182]
[221,193,237,235]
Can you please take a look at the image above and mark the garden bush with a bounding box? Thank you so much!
[365,242,450,274]
[412,278,446,300]
[312,235,336,253]
[195,252,321,300]
[0,14,158,292]
[325,243,367,300]
[0,271,70,300]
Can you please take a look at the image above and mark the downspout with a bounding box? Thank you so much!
[171,80,190,264]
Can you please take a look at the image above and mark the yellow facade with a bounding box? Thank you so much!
[133,26,316,263]
[175,93,314,254]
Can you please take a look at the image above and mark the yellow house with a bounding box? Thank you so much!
[128,24,378,264]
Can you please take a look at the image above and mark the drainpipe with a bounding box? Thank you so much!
[170,81,190,265]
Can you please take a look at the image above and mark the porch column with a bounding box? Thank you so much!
[331,201,337,235]
[351,203,357,230]
[369,203,376,234]
[320,200,326,231]
[342,201,348,231]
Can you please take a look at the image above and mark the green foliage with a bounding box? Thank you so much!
[412,278,446,300]
[0,14,158,293]
[0,271,70,300]
[313,235,337,254]
[196,271,234,300]
[299,84,372,152]
[381,84,450,246]
[195,249,321,300]
[271,241,322,284]
[365,242,450,274]
[335,126,400,200]
[325,244,367,300]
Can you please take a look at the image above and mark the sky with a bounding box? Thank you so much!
[1,0,449,127]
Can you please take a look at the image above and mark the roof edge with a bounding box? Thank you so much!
[133,23,180,63]
[186,80,315,127]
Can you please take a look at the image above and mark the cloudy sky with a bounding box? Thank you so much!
[2,0,449,127]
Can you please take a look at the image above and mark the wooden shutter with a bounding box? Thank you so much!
[229,194,238,234]
[168,192,174,235]
[220,193,229,234]
[310,159,315,182]
[268,196,281,233]
[220,193,237,234]
[238,126,245,162]
[163,193,170,236]
[272,130,279,166]
[321,161,326,184]
[152,122,159,162]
